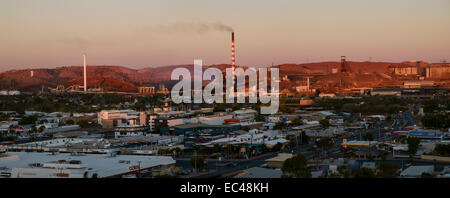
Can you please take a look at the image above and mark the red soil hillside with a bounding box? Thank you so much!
[278,61,398,75]
[0,61,432,92]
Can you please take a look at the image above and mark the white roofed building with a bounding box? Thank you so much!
[0,152,176,178]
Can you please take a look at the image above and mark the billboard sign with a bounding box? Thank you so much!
[408,131,440,138]
[393,131,409,135]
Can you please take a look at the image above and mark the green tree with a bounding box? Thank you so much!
[337,165,350,178]
[260,144,269,153]
[377,161,398,178]
[157,149,169,155]
[38,125,45,133]
[8,125,15,134]
[354,167,376,178]
[407,137,420,158]
[190,154,206,171]
[255,114,266,122]
[363,132,374,141]
[316,138,334,150]
[273,121,287,130]
[77,120,89,128]
[281,153,312,178]
[272,143,284,152]
[291,118,304,126]
[288,139,297,149]
[91,173,98,178]
[421,114,450,129]
[300,131,309,145]
[30,125,37,137]
[434,144,450,157]
[319,119,330,128]
[421,172,433,178]
[172,147,182,156]
[19,115,38,125]
[66,119,75,125]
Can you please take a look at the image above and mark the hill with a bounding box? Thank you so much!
[0,61,432,92]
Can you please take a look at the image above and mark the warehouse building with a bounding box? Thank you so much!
[400,165,434,178]
[0,152,176,178]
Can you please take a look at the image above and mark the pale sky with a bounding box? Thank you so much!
[1,0,449,71]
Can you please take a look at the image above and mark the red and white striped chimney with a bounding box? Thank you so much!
[231,32,235,68]
[83,53,87,92]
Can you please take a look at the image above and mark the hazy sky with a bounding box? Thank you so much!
[1,0,449,71]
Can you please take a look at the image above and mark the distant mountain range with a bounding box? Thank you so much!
[0,61,430,92]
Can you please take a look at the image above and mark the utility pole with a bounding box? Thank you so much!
[359,129,362,141]
[301,131,303,145]
[138,161,141,178]
[194,150,197,173]
[379,125,381,142]
[250,134,253,159]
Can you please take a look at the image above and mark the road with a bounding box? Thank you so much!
[174,110,449,178]
[175,152,279,178]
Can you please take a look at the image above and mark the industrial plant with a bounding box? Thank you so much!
[1,2,449,193]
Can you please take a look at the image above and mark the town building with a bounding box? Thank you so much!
[426,63,450,80]
[0,152,176,178]
[400,165,434,178]
[388,64,419,76]
[265,153,293,168]
[235,167,282,178]
[139,87,155,96]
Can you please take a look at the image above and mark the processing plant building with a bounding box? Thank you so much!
[0,152,176,178]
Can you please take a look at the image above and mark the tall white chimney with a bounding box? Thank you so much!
[83,53,87,92]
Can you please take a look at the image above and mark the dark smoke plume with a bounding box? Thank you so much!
[150,22,234,34]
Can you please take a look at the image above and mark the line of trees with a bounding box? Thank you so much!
[281,153,311,178]
[421,114,450,129]
[407,137,420,159]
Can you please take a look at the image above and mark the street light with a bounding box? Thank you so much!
[379,125,381,142]
[300,130,303,146]
[359,129,362,141]
[137,161,141,178]
[194,150,197,173]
